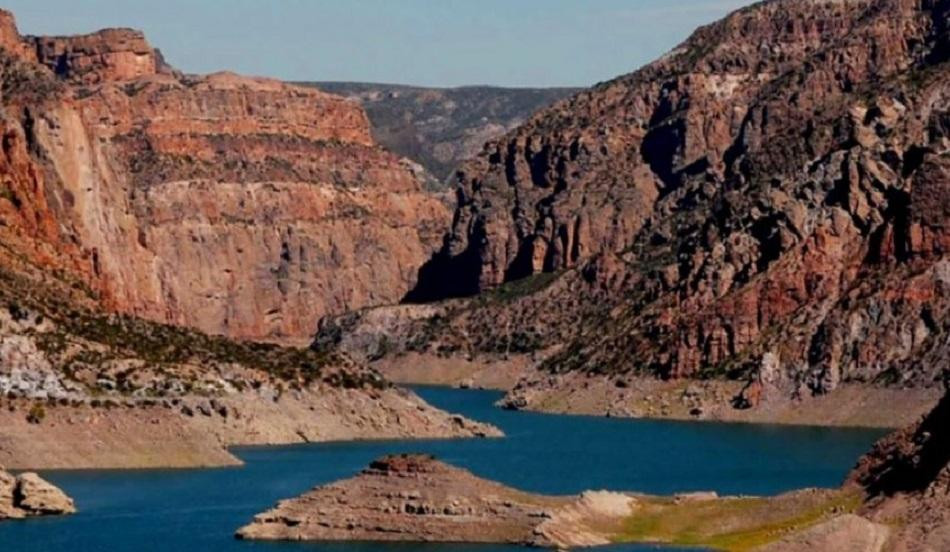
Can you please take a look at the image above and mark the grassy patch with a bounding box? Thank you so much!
[477,271,563,305]
[615,490,862,552]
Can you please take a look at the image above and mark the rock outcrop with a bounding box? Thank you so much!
[238,454,881,550]
[30,28,168,84]
[0,9,449,343]
[0,468,75,519]
[846,381,950,551]
[344,0,950,415]
[236,454,631,548]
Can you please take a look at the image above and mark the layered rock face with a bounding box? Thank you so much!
[31,28,166,83]
[0,10,498,469]
[0,11,449,343]
[237,454,635,548]
[384,0,950,403]
[0,468,75,519]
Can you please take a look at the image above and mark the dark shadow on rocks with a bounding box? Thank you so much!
[402,245,483,303]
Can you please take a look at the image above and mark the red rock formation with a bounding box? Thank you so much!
[387,0,950,399]
[0,9,449,343]
[31,28,165,84]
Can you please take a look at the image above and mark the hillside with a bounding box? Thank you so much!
[0,15,460,344]
[320,0,950,424]
[0,9,497,469]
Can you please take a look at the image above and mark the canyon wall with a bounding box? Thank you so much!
[0,12,448,343]
[335,0,950,408]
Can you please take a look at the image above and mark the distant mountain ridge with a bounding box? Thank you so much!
[301,82,580,182]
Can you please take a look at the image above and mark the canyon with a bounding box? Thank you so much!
[0,11,452,344]
[0,0,948,548]
[0,9,500,469]
[321,0,950,427]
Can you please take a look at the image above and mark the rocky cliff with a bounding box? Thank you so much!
[304,83,579,182]
[345,0,950,413]
[0,11,449,344]
[0,9,499,469]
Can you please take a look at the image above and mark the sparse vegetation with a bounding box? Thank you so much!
[26,402,46,424]
[615,490,862,551]
[477,271,563,305]
[0,256,382,396]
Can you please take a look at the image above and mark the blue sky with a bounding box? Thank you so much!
[6,0,752,87]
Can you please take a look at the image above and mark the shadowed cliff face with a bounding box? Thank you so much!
[344,0,950,398]
[847,381,950,550]
[0,12,450,343]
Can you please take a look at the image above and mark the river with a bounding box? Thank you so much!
[0,386,886,551]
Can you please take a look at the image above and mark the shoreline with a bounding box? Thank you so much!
[1,371,926,472]
[237,454,881,550]
[0,387,501,471]
[500,376,939,430]
[375,355,938,430]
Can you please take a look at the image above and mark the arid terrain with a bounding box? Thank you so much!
[239,394,950,552]
[0,8,499,470]
[320,0,950,430]
[0,0,949,550]
[304,83,579,183]
[0,467,74,520]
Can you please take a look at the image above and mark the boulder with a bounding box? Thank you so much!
[0,468,75,520]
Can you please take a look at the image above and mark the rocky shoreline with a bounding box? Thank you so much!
[0,468,74,520]
[363,352,937,429]
[498,370,941,429]
[238,385,950,551]
[0,388,500,470]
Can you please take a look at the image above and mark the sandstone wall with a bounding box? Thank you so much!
[0,10,449,343]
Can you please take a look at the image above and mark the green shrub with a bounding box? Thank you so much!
[26,403,46,424]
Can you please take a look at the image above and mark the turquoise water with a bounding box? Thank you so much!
[0,386,886,551]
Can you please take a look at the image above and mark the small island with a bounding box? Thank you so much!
[236,454,884,550]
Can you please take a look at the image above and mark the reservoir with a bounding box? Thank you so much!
[0,386,886,551]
